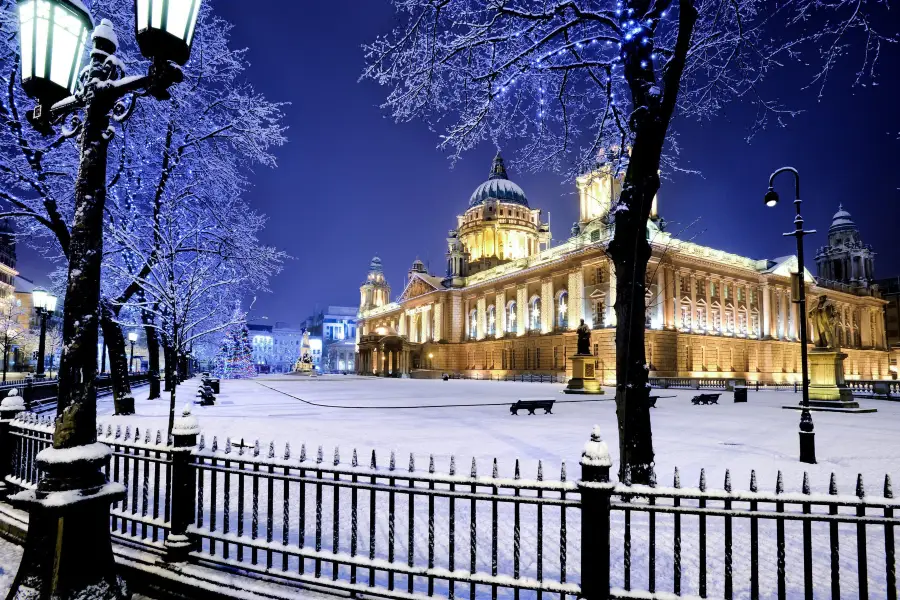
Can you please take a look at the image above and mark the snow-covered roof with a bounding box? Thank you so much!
[469,178,529,208]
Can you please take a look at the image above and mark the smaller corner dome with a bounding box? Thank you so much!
[369,256,383,273]
[410,258,426,273]
[468,151,529,208]
[829,204,856,232]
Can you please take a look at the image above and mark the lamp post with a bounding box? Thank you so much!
[128,331,138,373]
[10,1,201,597]
[764,167,817,464]
[31,287,58,377]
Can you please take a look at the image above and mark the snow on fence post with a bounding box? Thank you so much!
[578,425,613,600]
[166,404,200,562]
[0,389,25,498]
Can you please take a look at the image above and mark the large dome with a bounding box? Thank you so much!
[468,152,529,208]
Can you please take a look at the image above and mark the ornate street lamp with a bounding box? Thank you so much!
[135,0,202,66]
[764,167,817,464]
[31,287,57,377]
[17,0,93,107]
[10,1,202,598]
[128,331,138,373]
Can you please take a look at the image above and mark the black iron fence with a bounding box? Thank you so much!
[2,410,898,599]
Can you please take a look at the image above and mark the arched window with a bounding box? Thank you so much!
[487,305,496,336]
[557,291,568,330]
[469,309,477,340]
[530,297,542,331]
[507,301,517,334]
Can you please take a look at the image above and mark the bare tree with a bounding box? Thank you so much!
[363,0,895,482]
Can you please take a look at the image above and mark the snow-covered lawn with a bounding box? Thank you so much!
[99,375,899,496]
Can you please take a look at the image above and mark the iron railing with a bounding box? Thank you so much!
[6,413,173,549]
[596,468,900,600]
[3,410,900,599]
[190,439,578,599]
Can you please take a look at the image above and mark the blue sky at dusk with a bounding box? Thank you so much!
[15,1,900,325]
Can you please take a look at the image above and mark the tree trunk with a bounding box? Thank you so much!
[99,300,134,415]
[166,324,179,441]
[608,176,658,485]
[2,341,7,383]
[606,0,698,485]
[162,333,175,393]
[142,309,161,399]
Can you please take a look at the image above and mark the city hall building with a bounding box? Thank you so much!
[356,154,891,383]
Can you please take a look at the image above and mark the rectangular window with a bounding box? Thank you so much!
[535,348,541,370]
[553,347,558,369]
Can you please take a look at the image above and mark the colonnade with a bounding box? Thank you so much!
[356,346,414,377]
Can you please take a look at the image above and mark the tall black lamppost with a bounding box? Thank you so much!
[764,167,817,464]
[9,0,201,597]
[31,287,57,377]
[128,331,138,373]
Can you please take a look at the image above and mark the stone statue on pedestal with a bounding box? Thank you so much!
[576,319,591,356]
[565,319,603,395]
[805,293,862,408]
[809,294,837,349]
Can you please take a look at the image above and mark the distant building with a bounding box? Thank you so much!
[356,154,891,381]
[301,307,358,373]
[0,221,16,298]
[248,321,318,372]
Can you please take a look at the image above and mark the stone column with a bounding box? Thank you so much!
[704,275,711,331]
[790,299,799,340]
[689,272,697,331]
[656,266,666,329]
[476,297,487,340]
[762,283,771,338]
[541,279,554,333]
[496,291,506,335]
[607,262,617,327]
[568,269,585,329]
[673,269,682,330]
[399,312,407,337]
[516,287,528,337]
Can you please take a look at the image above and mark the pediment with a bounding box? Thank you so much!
[398,273,441,302]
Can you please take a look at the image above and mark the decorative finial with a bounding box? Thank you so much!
[489,151,508,180]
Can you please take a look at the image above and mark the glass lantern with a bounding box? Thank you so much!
[134,0,201,66]
[17,0,92,105]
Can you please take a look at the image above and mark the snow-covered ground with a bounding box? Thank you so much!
[99,375,899,496]
[0,536,21,595]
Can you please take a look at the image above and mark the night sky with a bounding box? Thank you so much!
[16,2,900,326]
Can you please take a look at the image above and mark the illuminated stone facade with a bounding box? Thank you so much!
[357,157,891,383]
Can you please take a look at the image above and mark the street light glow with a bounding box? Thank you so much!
[135,0,202,65]
[17,0,92,104]
[764,187,779,208]
[128,332,138,342]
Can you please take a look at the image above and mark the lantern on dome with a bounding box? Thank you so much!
[134,0,202,66]
[16,0,92,105]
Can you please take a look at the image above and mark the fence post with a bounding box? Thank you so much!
[0,389,25,498]
[23,379,33,412]
[578,425,613,600]
[165,404,200,562]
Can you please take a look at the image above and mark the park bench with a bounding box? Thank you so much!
[196,384,216,406]
[691,393,721,405]
[509,398,555,415]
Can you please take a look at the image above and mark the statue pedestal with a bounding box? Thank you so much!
[807,349,858,408]
[564,354,604,395]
